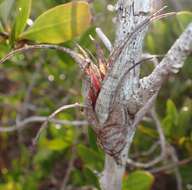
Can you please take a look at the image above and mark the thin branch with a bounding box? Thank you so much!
[0,44,88,71]
[21,57,43,115]
[131,141,160,158]
[141,53,162,66]
[33,103,84,144]
[127,107,167,168]
[96,27,113,51]
[139,141,159,157]
[16,56,44,143]
[168,145,183,190]
[150,157,192,173]
[0,116,87,132]
[139,23,192,100]
[60,133,78,190]
[132,93,158,129]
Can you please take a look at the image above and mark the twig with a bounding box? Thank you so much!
[109,7,175,64]
[150,157,192,173]
[141,53,162,66]
[96,27,113,51]
[0,44,87,71]
[33,103,84,144]
[168,145,183,190]
[140,141,160,156]
[60,132,78,190]
[22,57,43,115]
[127,107,167,168]
[16,55,43,143]
[131,141,160,158]
[0,116,88,132]
[139,23,192,100]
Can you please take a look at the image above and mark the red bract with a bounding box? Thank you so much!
[87,67,102,108]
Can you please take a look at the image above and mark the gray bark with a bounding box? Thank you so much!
[93,1,192,190]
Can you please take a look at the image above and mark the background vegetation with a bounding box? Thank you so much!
[0,0,191,190]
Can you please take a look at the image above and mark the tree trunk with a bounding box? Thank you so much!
[91,0,192,190]
[96,1,152,190]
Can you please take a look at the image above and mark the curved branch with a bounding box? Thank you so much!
[33,103,85,144]
[127,108,167,168]
[138,23,192,101]
[0,116,87,132]
[0,44,87,71]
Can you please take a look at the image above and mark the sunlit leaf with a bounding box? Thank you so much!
[122,170,154,190]
[11,0,32,40]
[19,1,91,44]
[0,181,22,190]
[43,138,70,151]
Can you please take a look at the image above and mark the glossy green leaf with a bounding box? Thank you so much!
[20,1,91,44]
[122,170,154,190]
[12,0,32,40]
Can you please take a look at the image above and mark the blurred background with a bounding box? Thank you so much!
[0,0,191,190]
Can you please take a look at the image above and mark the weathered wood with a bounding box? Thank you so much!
[96,1,152,189]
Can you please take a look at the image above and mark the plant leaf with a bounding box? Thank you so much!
[0,0,14,25]
[162,99,178,137]
[0,0,5,4]
[122,170,154,190]
[77,144,104,171]
[176,11,192,31]
[20,1,91,44]
[12,0,32,40]
[42,138,71,151]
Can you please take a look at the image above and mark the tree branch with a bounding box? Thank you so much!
[33,103,84,144]
[96,27,112,51]
[127,107,167,168]
[138,23,192,101]
[98,1,153,189]
[0,44,88,71]
[0,116,87,132]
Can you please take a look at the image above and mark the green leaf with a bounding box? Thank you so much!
[162,99,178,137]
[176,11,192,31]
[0,20,4,32]
[0,181,22,190]
[33,149,52,164]
[42,138,71,151]
[0,0,14,24]
[19,1,91,44]
[88,127,98,151]
[84,167,101,189]
[11,0,32,40]
[77,144,103,171]
[0,0,5,4]
[122,170,154,190]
